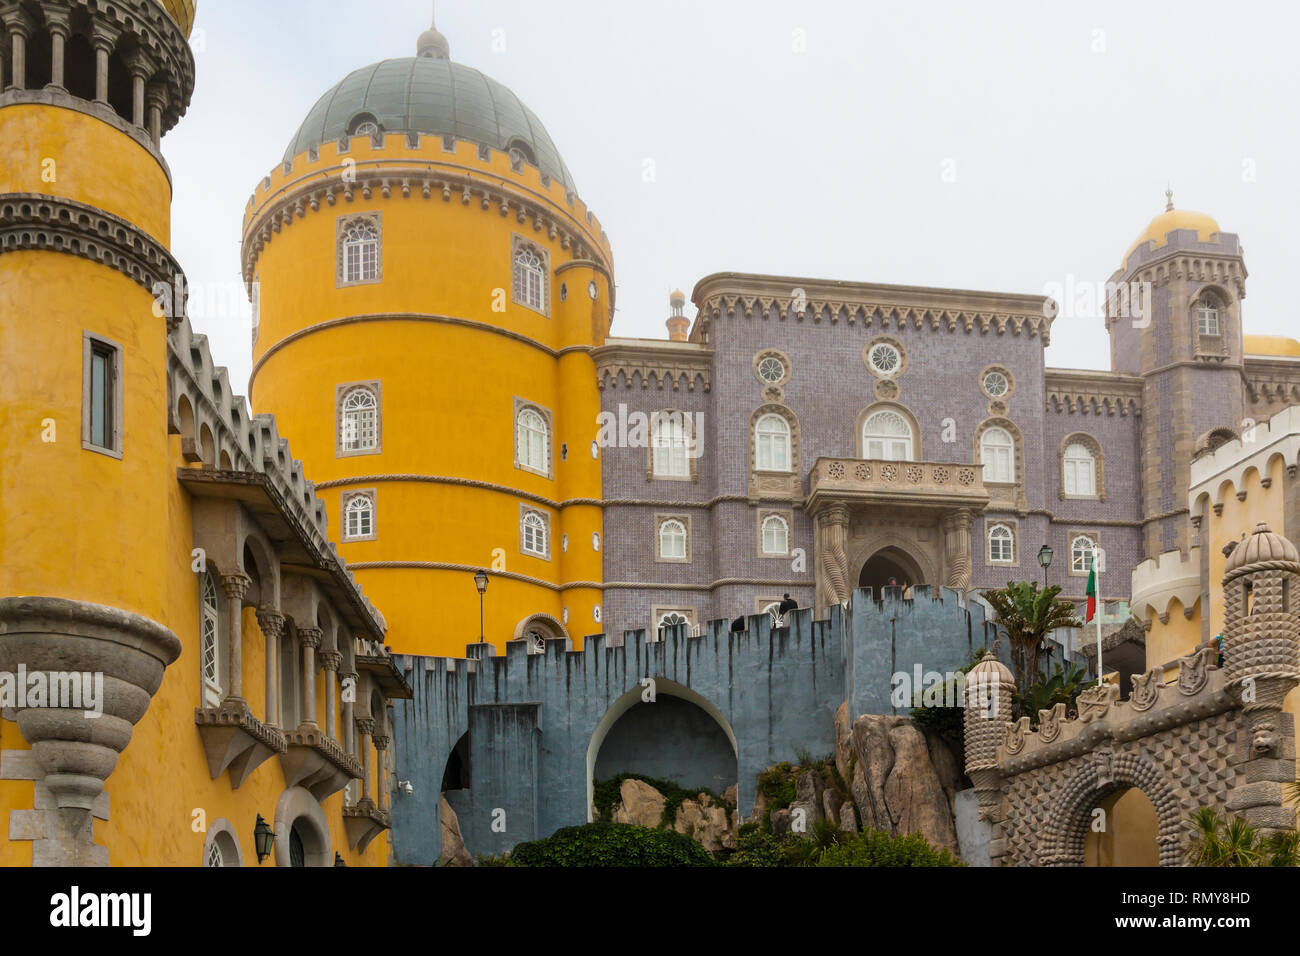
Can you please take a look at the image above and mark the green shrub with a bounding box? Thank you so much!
[510,822,715,867]
[755,762,798,818]
[815,829,964,867]
[725,827,790,867]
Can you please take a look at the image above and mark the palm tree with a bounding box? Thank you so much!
[1184,806,1300,866]
[981,581,1082,693]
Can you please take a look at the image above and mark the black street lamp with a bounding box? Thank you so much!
[1037,544,1054,588]
[474,569,489,644]
[254,814,274,864]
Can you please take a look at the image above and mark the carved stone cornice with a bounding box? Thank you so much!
[593,338,713,392]
[0,193,186,323]
[1043,369,1143,417]
[807,458,990,517]
[241,158,612,288]
[342,801,391,852]
[67,0,194,132]
[279,724,362,801]
[691,272,1054,346]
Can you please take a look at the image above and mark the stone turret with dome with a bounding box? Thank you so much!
[282,14,577,191]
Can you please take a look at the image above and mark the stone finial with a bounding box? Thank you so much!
[1165,186,1174,212]
[963,652,1015,822]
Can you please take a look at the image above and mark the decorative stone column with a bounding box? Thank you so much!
[126,49,153,128]
[1,7,32,91]
[1222,523,1300,834]
[255,609,284,728]
[341,671,357,755]
[356,717,375,805]
[90,22,120,104]
[219,570,251,703]
[145,84,166,149]
[297,626,322,730]
[942,508,975,592]
[816,504,851,613]
[372,732,390,811]
[319,650,342,741]
[963,652,1015,862]
[43,6,72,91]
[0,598,181,828]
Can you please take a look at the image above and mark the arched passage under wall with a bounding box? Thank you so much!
[859,545,926,594]
[585,679,737,822]
[1084,787,1160,867]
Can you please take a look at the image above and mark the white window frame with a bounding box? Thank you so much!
[652,608,695,642]
[337,383,381,456]
[1071,534,1098,575]
[514,401,553,478]
[656,517,689,563]
[1196,296,1220,336]
[342,491,377,542]
[337,214,382,287]
[520,507,551,559]
[988,524,1014,564]
[981,427,1015,484]
[761,514,790,556]
[755,413,792,472]
[652,412,692,478]
[200,572,222,707]
[1063,442,1097,497]
[512,236,549,315]
[862,410,914,462]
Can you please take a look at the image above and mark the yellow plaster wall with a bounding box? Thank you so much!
[1085,788,1160,866]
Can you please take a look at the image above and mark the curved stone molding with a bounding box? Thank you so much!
[0,596,181,813]
[0,193,186,320]
[274,785,333,867]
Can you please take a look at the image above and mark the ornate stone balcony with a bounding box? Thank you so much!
[807,457,990,515]
[354,636,414,698]
[279,724,363,801]
[343,798,392,853]
[194,698,287,789]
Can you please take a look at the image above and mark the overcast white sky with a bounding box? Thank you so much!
[166,0,1300,397]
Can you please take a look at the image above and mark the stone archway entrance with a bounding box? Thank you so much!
[1084,788,1160,866]
[585,680,738,821]
[859,546,926,594]
[1038,753,1183,866]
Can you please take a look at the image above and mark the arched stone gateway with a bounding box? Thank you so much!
[1038,753,1182,866]
[586,679,738,820]
[858,545,927,594]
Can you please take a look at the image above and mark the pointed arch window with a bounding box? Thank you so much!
[862,410,914,461]
[200,573,222,707]
[755,414,791,472]
[981,427,1015,483]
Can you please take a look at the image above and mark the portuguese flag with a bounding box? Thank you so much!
[1085,553,1098,623]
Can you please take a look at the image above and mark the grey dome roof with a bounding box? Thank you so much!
[284,57,576,192]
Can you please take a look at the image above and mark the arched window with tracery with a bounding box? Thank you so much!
[862,410,914,461]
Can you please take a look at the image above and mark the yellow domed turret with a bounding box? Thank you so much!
[1123,190,1220,266]
[153,0,196,38]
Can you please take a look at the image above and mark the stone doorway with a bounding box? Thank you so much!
[859,546,927,596]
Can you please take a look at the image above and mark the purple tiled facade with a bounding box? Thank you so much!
[592,221,1280,643]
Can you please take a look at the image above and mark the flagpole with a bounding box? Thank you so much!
[1094,547,1103,685]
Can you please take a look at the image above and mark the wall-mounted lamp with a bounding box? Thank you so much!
[254,814,274,864]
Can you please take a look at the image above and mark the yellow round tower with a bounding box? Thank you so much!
[244,16,613,657]
[0,0,196,864]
